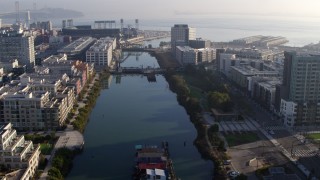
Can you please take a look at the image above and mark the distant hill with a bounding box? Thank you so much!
[1,8,84,19]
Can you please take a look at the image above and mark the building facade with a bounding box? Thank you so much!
[86,37,116,67]
[176,46,198,65]
[279,51,320,127]
[0,123,40,180]
[171,24,195,54]
[0,35,35,71]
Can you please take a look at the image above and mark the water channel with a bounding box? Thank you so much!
[67,40,213,180]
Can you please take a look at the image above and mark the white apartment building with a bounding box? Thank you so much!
[0,85,75,130]
[176,46,198,65]
[0,123,40,180]
[197,48,216,63]
[86,37,116,67]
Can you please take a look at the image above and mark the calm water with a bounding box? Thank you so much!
[67,52,213,180]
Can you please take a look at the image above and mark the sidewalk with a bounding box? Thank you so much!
[243,115,312,178]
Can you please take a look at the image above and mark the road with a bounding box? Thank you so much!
[243,96,320,178]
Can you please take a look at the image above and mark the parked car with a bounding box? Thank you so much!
[223,160,231,165]
[268,130,275,135]
[228,171,240,178]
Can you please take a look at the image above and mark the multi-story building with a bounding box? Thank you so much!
[57,37,96,60]
[0,123,40,180]
[29,21,53,32]
[230,65,279,90]
[250,77,281,111]
[278,51,320,127]
[197,48,216,63]
[0,34,35,71]
[86,37,116,67]
[0,59,19,74]
[171,24,195,54]
[0,85,75,130]
[176,46,198,65]
[189,38,211,49]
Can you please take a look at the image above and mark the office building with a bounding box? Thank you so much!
[171,24,196,53]
[279,51,320,127]
[0,35,35,71]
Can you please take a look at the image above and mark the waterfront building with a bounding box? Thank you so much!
[225,47,279,61]
[57,37,96,60]
[278,51,320,127]
[86,37,116,67]
[171,24,196,54]
[232,35,288,47]
[0,34,35,71]
[176,46,198,65]
[0,83,75,130]
[0,123,40,179]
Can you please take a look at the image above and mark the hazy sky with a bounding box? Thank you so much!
[1,0,320,19]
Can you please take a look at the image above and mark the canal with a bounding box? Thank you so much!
[68,45,212,180]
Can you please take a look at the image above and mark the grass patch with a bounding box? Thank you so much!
[307,133,320,140]
[189,86,203,99]
[40,143,53,155]
[225,132,260,147]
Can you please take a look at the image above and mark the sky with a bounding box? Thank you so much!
[1,0,320,20]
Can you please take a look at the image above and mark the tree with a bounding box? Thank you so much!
[48,167,63,180]
[52,156,64,170]
[209,124,219,133]
[208,91,233,112]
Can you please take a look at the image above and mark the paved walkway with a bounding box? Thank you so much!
[39,73,99,179]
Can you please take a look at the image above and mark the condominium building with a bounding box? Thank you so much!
[197,48,216,63]
[86,37,116,67]
[0,85,75,130]
[278,51,320,127]
[0,123,40,180]
[171,24,196,54]
[0,34,35,71]
[250,77,281,111]
[176,46,198,65]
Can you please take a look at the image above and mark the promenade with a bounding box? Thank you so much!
[39,73,99,180]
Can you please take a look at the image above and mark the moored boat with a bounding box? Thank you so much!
[132,142,177,180]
